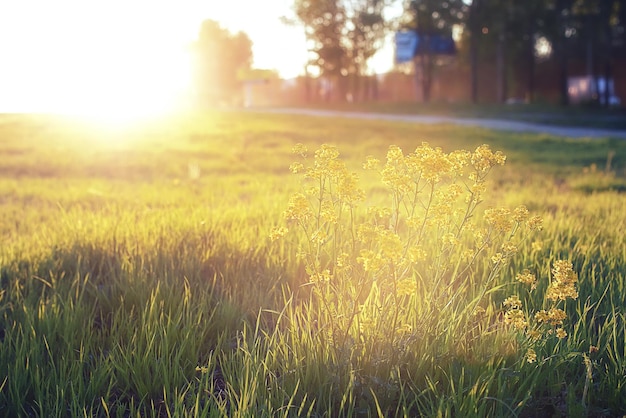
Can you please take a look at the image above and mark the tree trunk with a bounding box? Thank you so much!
[496,33,507,103]
[469,10,479,103]
[526,19,535,103]
[421,35,432,103]
[422,55,432,103]
[601,2,613,107]
[556,0,570,106]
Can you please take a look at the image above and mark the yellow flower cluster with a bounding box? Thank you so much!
[504,309,527,331]
[337,170,365,204]
[269,226,288,242]
[526,216,543,231]
[284,193,312,222]
[503,295,523,309]
[431,184,464,226]
[280,143,553,366]
[546,260,578,301]
[503,295,527,330]
[320,200,338,224]
[356,227,404,271]
[292,143,308,158]
[471,144,506,172]
[513,205,530,222]
[397,278,417,297]
[412,142,459,183]
[514,260,579,362]
[306,144,342,180]
[363,155,380,170]
[516,269,537,290]
[535,307,567,326]
[484,208,514,233]
[309,269,332,284]
[556,328,568,339]
[379,143,472,193]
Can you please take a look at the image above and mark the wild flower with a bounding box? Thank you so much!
[531,240,544,252]
[504,305,527,331]
[269,226,288,242]
[284,193,312,223]
[516,269,537,290]
[278,142,551,367]
[503,295,523,310]
[535,308,567,326]
[484,208,513,233]
[546,260,579,301]
[397,278,417,297]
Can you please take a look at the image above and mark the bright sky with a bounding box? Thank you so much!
[0,1,395,117]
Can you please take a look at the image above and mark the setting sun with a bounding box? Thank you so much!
[0,2,202,118]
[0,1,310,120]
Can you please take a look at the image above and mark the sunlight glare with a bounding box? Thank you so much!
[0,1,194,123]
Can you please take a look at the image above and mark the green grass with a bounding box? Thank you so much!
[0,111,625,416]
[292,102,626,131]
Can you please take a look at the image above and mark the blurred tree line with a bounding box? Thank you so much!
[193,20,253,106]
[192,1,625,106]
[289,0,625,105]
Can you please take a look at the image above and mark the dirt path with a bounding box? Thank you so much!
[259,108,626,140]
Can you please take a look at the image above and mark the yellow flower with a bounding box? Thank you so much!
[526,215,544,231]
[471,144,506,172]
[531,240,543,252]
[504,309,527,330]
[516,269,537,290]
[195,366,209,374]
[556,328,567,339]
[292,143,308,157]
[363,155,380,170]
[535,308,567,326]
[513,205,529,223]
[309,269,332,284]
[441,232,459,247]
[357,249,384,272]
[501,241,518,256]
[408,246,427,263]
[284,193,312,222]
[320,199,338,224]
[336,252,350,268]
[526,348,537,363]
[379,230,404,261]
[503,295,523,310]
[484,207,513,232]
[269,226,288,241]
[337,171,365,204]
[289,162,304,173]
[546,260,578,301]
[397,278,417,297]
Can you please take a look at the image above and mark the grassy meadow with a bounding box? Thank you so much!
[0,111,625,417]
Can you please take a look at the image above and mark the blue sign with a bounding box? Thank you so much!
[395,31,456,63]
[395,31,419,64]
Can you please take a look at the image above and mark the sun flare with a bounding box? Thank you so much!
[0,1,198,122]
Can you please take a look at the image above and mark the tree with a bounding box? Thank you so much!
[467,0,483,103]
[403,0,468,103]
[294,0,392,102]
[193,20,252,106]
[344,0,388,100]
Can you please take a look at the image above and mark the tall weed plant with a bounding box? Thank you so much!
[274,143,579,411]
